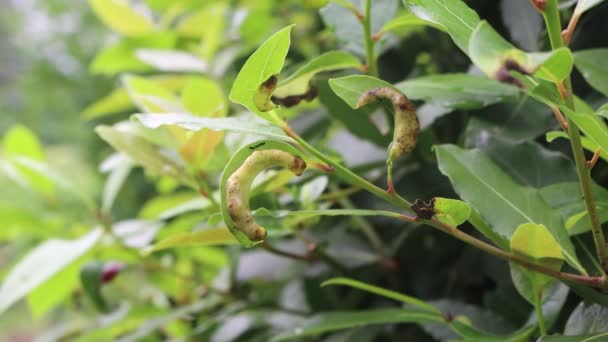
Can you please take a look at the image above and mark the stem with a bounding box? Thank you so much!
[543,0,608,275]
[285,121,607,289]
[425,217,607,289]
[562,12,580,45]
[284,125,412,211]
[535,290,547,336]
[362,0,378,77]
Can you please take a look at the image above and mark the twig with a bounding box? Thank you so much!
[542,0,608,275]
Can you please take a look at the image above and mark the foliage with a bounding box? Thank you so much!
[2,0,608,340]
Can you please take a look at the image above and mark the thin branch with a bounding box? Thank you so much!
[551,106,569,131]
[586,148,602,169]
[543,0,608,275]
[362,0,378,77]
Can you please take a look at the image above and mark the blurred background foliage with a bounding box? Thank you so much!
[0,0,607,341]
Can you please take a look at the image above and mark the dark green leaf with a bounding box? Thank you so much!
[404,0,481,52]
[270,309,444,342]
[573,49,608,96]
[435,145,582,272]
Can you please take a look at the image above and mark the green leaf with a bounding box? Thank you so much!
[328,75,393,108]
[255,208,407,221]
[299,176,328,207]
[330,74,518,129]
[175,3,226,59]
[574,49,608,97]
[433,197,471,226]
[509,223,564,304]
[27,259,83,318]
[12,157,96,210]
[133,113,292,141]
[573,0,607,15]
[469,21,573,83]
[95,125,190,185]
[270,309,444,342]
[435,145,582,272]
[565,302,608,335]
[0,229,102,314]
[229,25,293,122]
[539,182,608,235]
[317,79,390,147]
[79,262,108,312]
[90,33,176,75]
[547,131,608,162]
[144,227,238,254]
[101,156,133,213]
[538,332,608,341]
[135,49,207,73]
[220,140,306,247]
[88,0,155,36]
[273,51,361,98]
[473,138,577,188]
[559,106,608,159]
[395,73,519,128]
[500,0,542,51]
[381,12,446,33]
[404,0,481,52]
[82,75,187,119]
[321,277,440,313]
[115,297,223,342]
[122,75,181,113]
[181,77,226,117]
[2,124,54,196]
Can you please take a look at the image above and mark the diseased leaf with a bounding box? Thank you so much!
[229,26,293,122]
[395,73,518,128]
[273,51,361,98]
[330,74,518,129]
[469,21,573,83]
[219,140,306,247]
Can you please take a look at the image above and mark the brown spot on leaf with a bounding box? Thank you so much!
[411,198,436,220]
[271,85,319,108]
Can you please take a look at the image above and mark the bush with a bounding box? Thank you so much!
[2,0,608,340]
